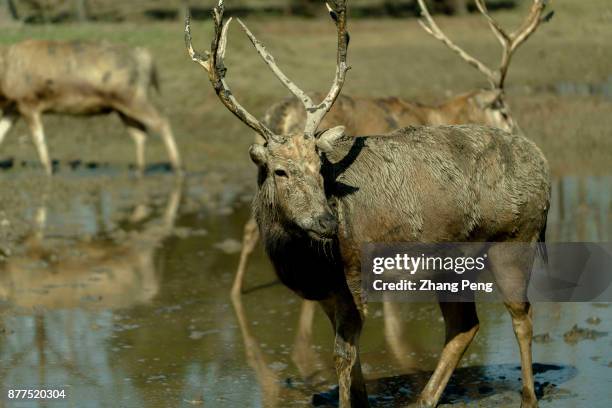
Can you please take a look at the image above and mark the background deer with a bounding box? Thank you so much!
[417,0,553,134]
[187,1,550,407]
[0,40,181,174]
[232,0,550,297]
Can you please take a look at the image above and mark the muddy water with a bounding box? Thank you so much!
[0,170,610,408]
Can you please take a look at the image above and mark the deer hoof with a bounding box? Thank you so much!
[520,396,538,408]
[415,398,436,408]
[520,387,538,408]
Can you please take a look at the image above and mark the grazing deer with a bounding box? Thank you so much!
[0,40,181,174]
[187,1,550,407]
[231,0,551,297]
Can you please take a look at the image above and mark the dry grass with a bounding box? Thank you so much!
[0,0,610,179]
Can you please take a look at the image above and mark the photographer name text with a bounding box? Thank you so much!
[371,253,493,293]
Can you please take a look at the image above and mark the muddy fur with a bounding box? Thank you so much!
[326,125,549,243]
[253,124,549,303]
[252,133,347,300]
[251,123,550,407]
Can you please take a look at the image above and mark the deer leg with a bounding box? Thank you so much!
[488,243,538,408]
[22,111,52,175]
[157,117,182,173]
[231,217,260,297]
[0,109,18,147]
[321,292,369,408]
[383,301,419,371]
[118,104,181,173]
[126,126,147,175]
[506,301,537,408]
[418,301,479,407]
[120,114,148,173]
[291,300,323,382]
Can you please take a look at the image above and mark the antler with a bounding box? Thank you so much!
[305,0,351,137]
[417,0,496,87]
[185,0,276,141]
[474,0,550,88]
[186,0,350,141]
[417,0,551,90]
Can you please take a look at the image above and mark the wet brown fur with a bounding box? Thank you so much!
[235,89,513,294]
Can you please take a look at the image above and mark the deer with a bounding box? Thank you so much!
[186,1,550,407]
[231,0,551,297]
[0,40,182,175]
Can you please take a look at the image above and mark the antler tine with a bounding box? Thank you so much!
[417,0,497,88]
[475,0,549,88]
[185,0,275,142]
[303,0,350,136]
[235,0,349,138]
[236,19,316,114]
[474,0,510,47]
[508,0,548,53]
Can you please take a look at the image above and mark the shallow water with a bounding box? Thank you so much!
[0,171,610,407]
[530,76,612,102]
[551,76,612,101]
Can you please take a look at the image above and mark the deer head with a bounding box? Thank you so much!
[186,0,349,240]
[418,0,553,132]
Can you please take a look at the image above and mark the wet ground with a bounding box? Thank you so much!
[0,167,610,408]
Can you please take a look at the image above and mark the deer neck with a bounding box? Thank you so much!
[259,213,345,301]
[427,96,468,125]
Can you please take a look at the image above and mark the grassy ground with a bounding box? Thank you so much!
[0,0,610,180]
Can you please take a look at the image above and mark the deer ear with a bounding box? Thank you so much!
[473,89,503,109]
[316,126,345,153]
[249,144,267,166]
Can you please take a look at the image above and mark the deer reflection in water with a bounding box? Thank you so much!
[0,182,181,310]
[0,180,182,398]
[231,291,428,406]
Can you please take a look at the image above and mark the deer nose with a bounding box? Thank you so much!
[316,213,338,236]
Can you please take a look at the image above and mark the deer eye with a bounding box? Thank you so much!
[490,100,503,109]
[274,169,288,178]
